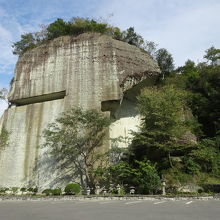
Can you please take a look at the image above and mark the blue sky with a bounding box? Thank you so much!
[0,0,220,114]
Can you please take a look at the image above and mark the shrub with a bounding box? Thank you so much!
[28,187,34,192]
[33,187,38,193]
[20,187,26,192]
[64,183,81,195]
[0,187,9,194]
[134,160,161,194]
[106,160,161,195]
[20,188,27,194]
[11,187,19,194]
[118,187,126,196]
[184,157,201,174]
[202,184,220,193]
[42,189,52,196]
[52,188,62,196]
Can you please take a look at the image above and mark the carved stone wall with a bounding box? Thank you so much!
[0,33,160,188]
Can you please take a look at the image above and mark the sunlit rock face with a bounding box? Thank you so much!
[0,33,160,188]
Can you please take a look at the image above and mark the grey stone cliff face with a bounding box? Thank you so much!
[0,33,160,188]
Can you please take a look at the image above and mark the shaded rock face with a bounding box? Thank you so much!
[0,33,160,188]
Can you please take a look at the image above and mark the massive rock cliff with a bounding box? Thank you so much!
[0,33,160,188]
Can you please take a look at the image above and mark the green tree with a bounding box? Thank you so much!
[189,138,220,176]
[43,108,111,191]
[155,48,174,79]
[167,54,220,138]
[98,160,161,194]
[122,27,144,47]
[68,17,109,36]
[132,160,161,194]
[12,17,122,55]
[142,40,158,58]
[0,88,7,100]
[12,33,36,55]
[204,46,220,65]
[183,64,220,137]
[131,85,196,169]
[47,18,70,40]
[12,17,157,56]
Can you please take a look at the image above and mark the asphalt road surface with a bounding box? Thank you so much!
[0,199,219,220]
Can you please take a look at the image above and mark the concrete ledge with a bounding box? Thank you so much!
[0,194,220,201]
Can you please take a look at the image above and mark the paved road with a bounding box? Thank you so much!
[0,199,219,220]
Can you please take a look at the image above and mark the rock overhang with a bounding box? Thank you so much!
[8,32,160,108]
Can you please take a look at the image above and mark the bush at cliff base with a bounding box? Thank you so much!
[64,183,81,195]
[52,188,62,196]
[42,189,52,196]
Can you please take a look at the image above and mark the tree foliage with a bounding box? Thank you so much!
[96,160,161,194]
[43,108,111,190]
[12,18,123,55]
[142,40,158,58]
[132,85,194,165]
[12,17,161,57]
[12,33,37,55]
[64,183,81,195]
[46,18,70,40]
[155,48,175,79]
[188,65,220,137]
[175,59,220,138]
[160,48,220,183]
[122,27,144,47]
[0,88,8,100]
[204,46,220,65]
[189,138,220,175]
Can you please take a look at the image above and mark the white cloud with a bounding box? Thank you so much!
[0,82,8,116]
[0,12,19,77]
[95,0,220,66]
[144,2,220,65]
[0,100,7,117]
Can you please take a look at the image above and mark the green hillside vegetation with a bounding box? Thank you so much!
[95,47,220,193]
[130,48,220,190]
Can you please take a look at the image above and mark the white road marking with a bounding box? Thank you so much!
[76,201,89,204]
[185,201,193,205]
[125,201,142,205]
[99,201,114,204]
[51,201,65,204]
[77,200,99,204]
[154,201,166,205]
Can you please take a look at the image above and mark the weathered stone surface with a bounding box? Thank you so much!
[0,33,160,188]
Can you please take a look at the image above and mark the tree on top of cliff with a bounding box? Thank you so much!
[0,88,8,101]
[122,27,144,47]
[12,17,157,56]
[43,108,111,191]
[204,46,220,65]
[12,17,123,55]
[155,48,175,79]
